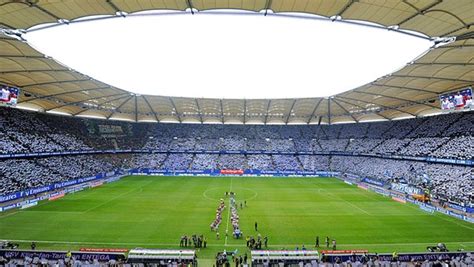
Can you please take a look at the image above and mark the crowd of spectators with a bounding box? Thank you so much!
[0,155,119,196]
[1,108,472,161]
[0,107,472,205]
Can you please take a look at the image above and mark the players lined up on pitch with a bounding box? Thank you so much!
[229,193,242,239]
[210,199,226,231]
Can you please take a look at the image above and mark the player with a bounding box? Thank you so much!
[315,236,319,247]
[454,93,464,109]
[254,221,258,231]
[441,98,450,110]
[465,95,473,109]
[0,87,10,102]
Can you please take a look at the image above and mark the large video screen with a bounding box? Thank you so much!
[440,87,472,111]
[0,84,20,107]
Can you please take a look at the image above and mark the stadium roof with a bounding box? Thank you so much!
[0,0,473,124]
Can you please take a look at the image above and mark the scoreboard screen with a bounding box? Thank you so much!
[0,84,20,107]
[439,87,472,111]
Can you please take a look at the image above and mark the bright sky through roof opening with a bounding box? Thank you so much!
[25,12,431,99]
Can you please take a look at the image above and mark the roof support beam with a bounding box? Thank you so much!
[106,0,121,13]
[337,0,356,16]
[134,95,138,122]
[31,4,62,20]
[219,99,225,124]
[307,98,323,124]
[106,95,134,119]
[20,86,113,103]
[327,98,332,125]
[351,90,438,109]
[441,22,474,38]
[142,96,160,122]
[0,69,69,74]
[186,0,195,14]
[332,98,359,122]
[371,83,439,94]
[45,92,129,112]
[390,74,472,83]
[434,44,474,49]
[19,78,92,88]
[169,97,182,123]
[72,94,131,116]
[336,95,418,117]
[0,22,16,30]
[243,99,247,124]
[0,55,45,58]
[411,62,474,66]
[264,0,272,16]
[195,98,203,123]
[398,0,442,26]
[264,100,272,124]
[285,99,297,124]
[334,97,391,120]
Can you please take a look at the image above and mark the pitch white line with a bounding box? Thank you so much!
[401,200,474,230]
[2,239,473,249]
[0,210,20,219]
[224,177,233,246]
[0,198,55,219]
[319,187,371,216]
[83,180,152,213]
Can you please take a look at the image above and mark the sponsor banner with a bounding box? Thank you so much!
[0,192,23,203]
[447,210,464,220]
[357,185,368,190]
[0,172,121,203]
[367,185,390,197]
[133,169,339,177]
[344,180,353,186]
[79,248,128,253]
[49,193,65,201]
[20,201,38,209]
[0,203,17,212]
[0,249,125,262]
[446,202,474,213]
[464,216,474,223]
[391,196,407,204]
[391,183,423,195]
[426,157,473,166]
[324,252,469,264]
[221,169,244,175]
[345,173,361,180]
[322,250,368,254]
[419,203,435,214]
[362,178,384,187]
[90,181,103,188]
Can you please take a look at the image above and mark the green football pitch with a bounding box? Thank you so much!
[0,176,473,260]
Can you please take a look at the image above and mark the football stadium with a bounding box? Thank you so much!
[0,1,473,266]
